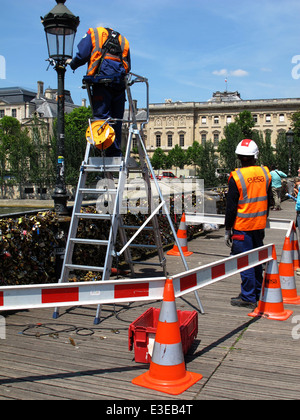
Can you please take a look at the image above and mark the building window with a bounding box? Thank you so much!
[214,133,219,147]
[179,134,184,147]
[266,114,271,123]
[214,115,219,124]
[12,109,17,118]
[156,134,161,148]
[253,114,258,123]
[279,114,285,122]
[226,115,232,124]
[132,138,137,149]
[201,133,206,145]
[0,110,5,118]
[201,116,207,125]
[167,134,173,148]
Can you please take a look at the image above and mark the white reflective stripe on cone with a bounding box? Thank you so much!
[151,342,184,366]
[158,301,178,323]
[261,287,283,303]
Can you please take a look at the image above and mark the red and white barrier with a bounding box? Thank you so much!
[186,213,293,231]
[173,244,273,297]
[0,244,274,313]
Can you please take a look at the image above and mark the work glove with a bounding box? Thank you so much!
[225,229,233,248]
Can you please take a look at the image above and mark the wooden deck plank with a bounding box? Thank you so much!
[0,200,300,400]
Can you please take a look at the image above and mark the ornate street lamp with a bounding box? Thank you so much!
[286,128,294,177]
[41,0,79,215]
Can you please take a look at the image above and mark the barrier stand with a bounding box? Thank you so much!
[279,236,300,304]
[132,278,202,395]
[248,246,293,321]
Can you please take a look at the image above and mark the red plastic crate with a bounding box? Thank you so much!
[128,307,198,363]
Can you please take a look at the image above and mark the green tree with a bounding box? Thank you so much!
[52,106,93,186]
[168,145,186,175]
[0,116,32,198]
[253,130,275,169]
[28,115,54,196]
[218,110,256,172]
[0,117,11,196]
[275,131,290,174]
[197,141,218,187]
[218,123,243,171]
[235,110,255,138]
[289,112,300,175]
[186,141,203,173]
[150,147,168,170]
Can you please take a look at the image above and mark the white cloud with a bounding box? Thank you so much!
[213,69,228,76]
[213,69,249,77]
[230,69,249,77]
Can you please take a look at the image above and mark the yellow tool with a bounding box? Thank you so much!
[86,120,115,150]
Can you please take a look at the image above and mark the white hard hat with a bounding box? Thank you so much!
[235,139,259,159]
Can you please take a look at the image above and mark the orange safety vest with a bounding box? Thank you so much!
[87,27,130,76]
[230,166,271,231]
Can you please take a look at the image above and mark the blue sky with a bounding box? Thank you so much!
[1,0,300,108]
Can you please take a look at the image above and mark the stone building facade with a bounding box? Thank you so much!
[0,81,79,127]
[144,91,300,156]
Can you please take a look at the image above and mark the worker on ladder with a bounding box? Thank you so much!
[67,26,131,157]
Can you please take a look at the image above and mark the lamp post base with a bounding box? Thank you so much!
[52,192,69,216]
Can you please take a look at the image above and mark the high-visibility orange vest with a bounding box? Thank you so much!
[230,165,271,231]
[87,27,130,76]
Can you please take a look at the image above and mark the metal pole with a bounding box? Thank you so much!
[52,63,69,215]
[288,141,292,177]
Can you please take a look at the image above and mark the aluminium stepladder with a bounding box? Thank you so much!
[53,72,204,324]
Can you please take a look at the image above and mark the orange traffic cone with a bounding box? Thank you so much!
[291,223,300,270]
[248,246,293,321]
[132,278,202,395]
[279,236,300,305]
[167,213,193,257]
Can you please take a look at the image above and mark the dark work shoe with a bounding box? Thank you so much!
[231,295,257,309]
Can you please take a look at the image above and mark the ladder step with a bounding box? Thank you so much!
[70,238,109,246]
[65,264,104,272]
[128,243,157,249]
[74,212,111,220]
[129,260,165,267]
[82,164,122,172]
[87,156,138,169]
[88,157,123,166]
[120,225,153,231]
[79,188,117,194]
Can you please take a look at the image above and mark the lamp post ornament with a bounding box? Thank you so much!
[41,0,80,215]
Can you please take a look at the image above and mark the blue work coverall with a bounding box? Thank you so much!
[70,30,131,157]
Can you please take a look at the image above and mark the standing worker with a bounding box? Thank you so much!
[224,139,272,309]
[287,177,300,275]
[67,27,131,157]
[270,165,287,211]
[295,177,300,276]
[294,177,300,239]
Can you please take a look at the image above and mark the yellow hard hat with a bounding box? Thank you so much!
[86,120,115,150]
